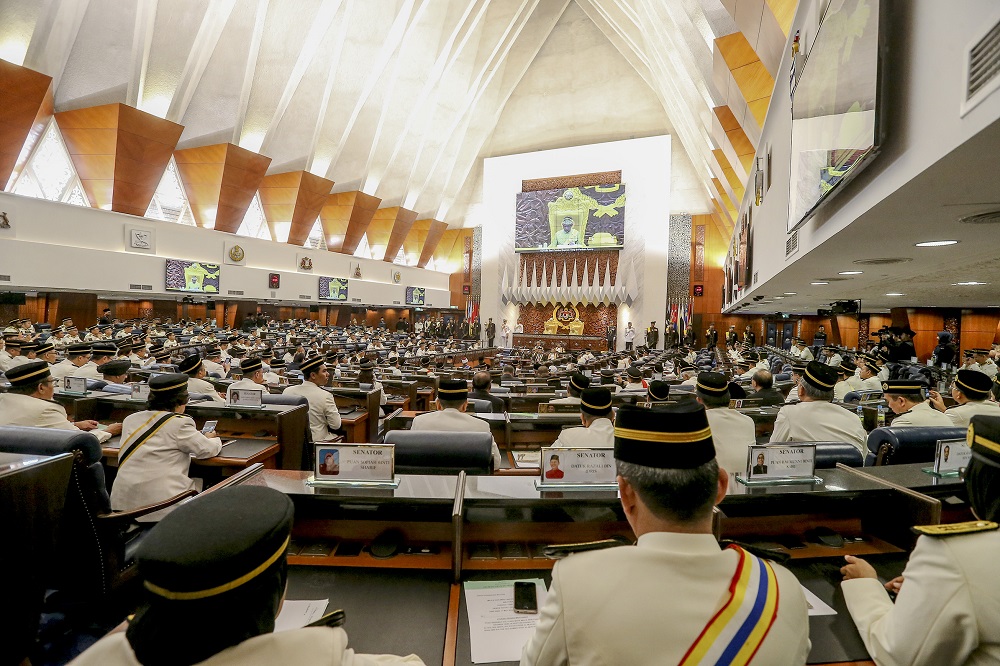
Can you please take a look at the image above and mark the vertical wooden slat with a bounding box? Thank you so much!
[320,190,381,254]
[0,60,53,190]
[257,170,334,246]
[173,143,271,232]
[382,206,418,262]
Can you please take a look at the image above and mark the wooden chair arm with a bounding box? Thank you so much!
[96,489,197,525]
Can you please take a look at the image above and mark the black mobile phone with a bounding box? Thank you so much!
[513,581,538,614]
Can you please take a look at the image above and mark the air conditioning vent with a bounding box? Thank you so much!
[299,294,311,300]
[0,275,10,282]
[393,301,401,305]
[129,284,152,290]
[852,257,913,266]
[227,290,244,296]
[963,16,1000,115]
[959,210,1000,224]
[785,230,798,258]
[141,285,152,290]
[352,298,361,302]
[753,272,758,285]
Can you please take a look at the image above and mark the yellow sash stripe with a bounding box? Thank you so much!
[681,551,753,664]
[731,559,779,665]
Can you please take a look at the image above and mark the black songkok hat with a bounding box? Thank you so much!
[298,355,324,376]
[695,372,730,399]
[437,378,469,401]
[148,373,188,397]
[239,357,263,374]
[615,402,716,469]
[968,415,1000,467]
[881,379,925,397]
[98,359,132,376]
[269,358,286,369]
[802,361,838,391]
[626,365,642,380]
[956,369,992,400]
[5,360,51,387]
[91,343,117,357]
[580,387,613,416]
[177,354,203,375]
[647,380,671,402]
[569,372,591,392]
[19,341,38,353]
[34,341,55,355]
[67,343,92,356]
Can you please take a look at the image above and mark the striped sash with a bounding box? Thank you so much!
[118,412,180,467]
[679,545,780,666]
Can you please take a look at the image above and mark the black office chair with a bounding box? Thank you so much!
[866,425,966,466]
[0,426,195,607]
[467,398,492,414]
[383,430,494,475]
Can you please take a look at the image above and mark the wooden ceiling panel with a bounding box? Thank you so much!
[258,170,334,246]
[731,61,775,104]
[715,32,758,71]
[382,206,418,262]
[417,219,448,268]
[713,105,741,132]
[366,207,396,257]
[320,191,381,254]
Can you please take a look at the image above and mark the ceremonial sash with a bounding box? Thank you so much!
[118,412,180,467]
[679,545,780,666]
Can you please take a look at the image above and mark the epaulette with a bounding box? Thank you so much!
[912,520,998,537]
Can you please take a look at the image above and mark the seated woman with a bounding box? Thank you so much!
[840,414,1000,665]
[110,373,222,522]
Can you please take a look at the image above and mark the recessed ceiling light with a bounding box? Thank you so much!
[838,271,863,275]
[953,281,987,286]
[885,293,905,296]
[915,240,959,247]
[811,282,828,285]
[784,292,797,295]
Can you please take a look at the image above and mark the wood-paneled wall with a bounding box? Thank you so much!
[960,311,1000,353]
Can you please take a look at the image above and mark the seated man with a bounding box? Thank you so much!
[646,380,671,405]
[226,357,267,402]
[357,361,387,406]
[283,356,341,443]
[883,379,951,427]
[178,354,226,404]
[410,378,501,468]
[0,361,119,442]
[7,340,36,368]
[622,365,645,391]
[263,357,286,386]
[695,372,756,473]
[522,402,809,664]
[928,369,1000,427]
[749,369,786,406]
[73,485,425,666]
[550,372,589,405]
[553,216,579,247]
[469,371,506,413]
[833,361,857,401]
[856,355,883,392]
[770,361,867,455]
[98,358,135,394]
[551,387,614,448]
[73,343,117,379]
[50,343,93,381]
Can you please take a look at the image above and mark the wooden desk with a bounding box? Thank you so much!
[101,437,280,473]
[325,387,381,443]
[512,333,606,352]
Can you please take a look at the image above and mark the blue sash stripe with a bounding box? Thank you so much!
[716,557,770,665]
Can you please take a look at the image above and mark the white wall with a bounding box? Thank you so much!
[0,191,451,307]
[479,135,671,344]
[728,0,1000,309]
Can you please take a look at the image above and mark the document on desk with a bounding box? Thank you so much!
[801,584,836,616]
[274,599,329,632]
[464,579,545,663]
[512,450,541,468]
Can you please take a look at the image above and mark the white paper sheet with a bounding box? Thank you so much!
[464,579,545,663]
[274,599,330,632]
[801,585,837,616]
[512,451,541,468]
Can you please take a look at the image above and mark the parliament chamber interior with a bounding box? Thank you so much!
[2,1,1000,665]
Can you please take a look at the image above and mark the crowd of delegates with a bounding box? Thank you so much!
[3,314,1000,663]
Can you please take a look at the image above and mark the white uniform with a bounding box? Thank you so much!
[944,400,1000,428]
[842,528,1000,666]
[888,401,952,427]
[551,418,614,448]
[797,347,814,362]
[410,408,501,468]
[111,410,222,522]
[6,354,30,368]
[0,350,12,371]
[877,366,890,382]
[188,376,225,403]
[283,381,342,442]
[71,361,102,379]
[770,400,867,455]
[826,353,843,367]
[203,359,225,377]
[68,625,426,666]
[834,380,853,401]
[522,532,810,666]
[500,324,511,348]
[857,376,883,392]
[549,396,581,405]
[0,393,111,443]
[977,361,998,379]
[705,408,757,473]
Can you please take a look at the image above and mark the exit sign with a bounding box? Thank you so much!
[693,284,704,297]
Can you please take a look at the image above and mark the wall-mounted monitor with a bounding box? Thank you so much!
[788,0,885,232]
[405,286,425,305]
[165,259,220,293]
[515,184,626,252]
[318,277,349,301]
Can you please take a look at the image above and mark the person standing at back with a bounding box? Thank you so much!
[521,402,810,665]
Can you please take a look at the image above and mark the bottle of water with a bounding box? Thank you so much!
[856,404,864,424]
[877,404,886,427]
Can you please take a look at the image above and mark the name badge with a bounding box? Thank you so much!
[931,438,971,476]
[131,383,150,401]
[310,444,398,487]
[536,447,617,490]
[228,388,263,408]
[739,444,820,485]
[538,403,579,414]
[63,376,88,395]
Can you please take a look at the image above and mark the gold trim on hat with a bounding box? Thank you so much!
[150,378,187,392]
[956,377,989,396]
[615,426,712,443]
[10,366,50,382]
[581,398,612,410]
[438,387,469,394]
[695,381,727,394]
[805,366,836,389]
[969,428,1000,456]
[144,536,290,601]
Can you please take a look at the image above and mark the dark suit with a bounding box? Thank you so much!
[646,327,659,349]
[752,464,768,475]
[606,325,617,352]
[469,389,506,413]
[750,387,786,406]
[486,322,496,347]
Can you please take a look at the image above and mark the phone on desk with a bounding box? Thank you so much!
[201,420,218,434]
[513,581,538,614]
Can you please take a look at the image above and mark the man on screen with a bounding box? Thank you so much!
[554,217,580,247]
[544,455,564,479]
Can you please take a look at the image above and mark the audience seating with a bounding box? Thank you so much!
[866,425,966,466]
[383,430,493,475]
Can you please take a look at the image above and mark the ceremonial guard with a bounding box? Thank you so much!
[486,318,496,347]
[624,322,636,351]
[645,321,659,349]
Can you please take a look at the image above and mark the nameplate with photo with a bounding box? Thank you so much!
[537,403,580,414]
[63,376,88,395]
[309,444,398,488]
[738,444,820,485]
[536,447,617,490]
[928,438,971,476]
[131,384,150,401]
[228,388,263,408]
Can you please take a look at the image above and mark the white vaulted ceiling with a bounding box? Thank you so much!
[1,0,740,227]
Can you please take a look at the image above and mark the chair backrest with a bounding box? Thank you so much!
[782,441,864,468]
[0,426,119,599]
[467,398,492,414]
[383,430,493,475]
[866,425,966,466]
